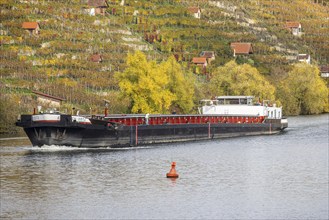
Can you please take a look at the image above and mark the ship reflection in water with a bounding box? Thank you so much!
[1,114,328,219]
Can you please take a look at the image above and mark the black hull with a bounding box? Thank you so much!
[17,115,287,148]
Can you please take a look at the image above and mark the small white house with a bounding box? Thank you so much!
[188,7,201,19]
[22,22,40,35]
[33,91,65,108]
[192,57,207,68]
[320,65,329,78]
[200,51,215,63]
[297,54,311,64]
[85,0,108,16]
[285,21,302,36]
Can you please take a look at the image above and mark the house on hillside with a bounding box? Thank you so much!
[90,53,103,63]
[320,65,329,78]
[285,21,302,36]
[85,0,108,16]
[33,91,65,108]
[200,51,215,64]
[230,43,253,57]
[188,7,201,19]
[192,57,207,68]
[192,57,207,74]
[22,22,40,35]
[297,54,311,64]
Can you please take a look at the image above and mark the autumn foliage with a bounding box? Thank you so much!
[115,51,195,114]
[277,63,328,115]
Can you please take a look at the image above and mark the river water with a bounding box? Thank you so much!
[0,114,328,219]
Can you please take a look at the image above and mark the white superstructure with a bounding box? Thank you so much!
[32,114,91,124]
[200,96,282,119]
[32,114,61,122]
[72,116,91,124]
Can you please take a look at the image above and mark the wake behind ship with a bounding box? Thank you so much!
[16,96,288,148]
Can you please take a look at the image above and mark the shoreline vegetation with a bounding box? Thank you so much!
[1,53,328,135]
[1,0,328,135]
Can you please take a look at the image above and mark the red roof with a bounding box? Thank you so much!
[188,7,200,13]
[192,57,207,64]
[230,43,253,55]
[90,54,103,62]
[320,65,329,73]
[88,0,108,7]
[22,22,39,29]
[285,21,301,28]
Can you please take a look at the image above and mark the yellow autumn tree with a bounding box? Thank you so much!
[160,56,195,113]
[115,51,175,114]
[209,61,276,101]
[277,63,328,115]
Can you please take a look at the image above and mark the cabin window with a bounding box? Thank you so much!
[224,99,239,104]
[240,99,247,105]
[217,97,253,105]
[218,100,224,105]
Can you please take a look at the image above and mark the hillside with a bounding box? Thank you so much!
[0,0,328,134]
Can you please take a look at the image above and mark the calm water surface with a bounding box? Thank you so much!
[0,114,328,219]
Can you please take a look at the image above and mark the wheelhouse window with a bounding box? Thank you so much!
[216,97,251,105]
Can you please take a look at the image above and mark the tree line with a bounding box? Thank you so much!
[116,51,328,116]
[1,49,328,135]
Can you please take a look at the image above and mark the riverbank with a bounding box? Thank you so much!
[0,136,29,147]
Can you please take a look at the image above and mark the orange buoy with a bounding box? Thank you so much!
[166,162,179,178]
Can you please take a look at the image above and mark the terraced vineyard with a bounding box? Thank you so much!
[1,0,328,133]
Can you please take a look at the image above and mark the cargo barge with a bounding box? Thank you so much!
[16,96,288,148]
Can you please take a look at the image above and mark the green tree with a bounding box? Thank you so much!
[277,63,328,115]
[115,51,175,114]
[0,94,27,135]
[209,61,276,101]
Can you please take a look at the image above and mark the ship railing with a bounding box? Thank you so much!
[101,115,266,126]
